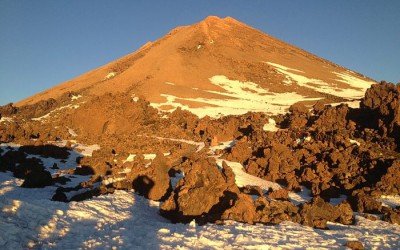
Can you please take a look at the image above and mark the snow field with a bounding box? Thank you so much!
[151,75,321,118]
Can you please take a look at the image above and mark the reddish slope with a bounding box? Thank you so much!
[17,16,375,117]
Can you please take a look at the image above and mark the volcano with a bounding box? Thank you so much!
[2,16,400,249]
[17,16,375,118]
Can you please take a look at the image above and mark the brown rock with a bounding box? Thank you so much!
[222,193,257,224]
[382,209,400,225]
[267,188,289,200]
[289,102,309,114]
[345,240,364,250]
[160,157,235,223]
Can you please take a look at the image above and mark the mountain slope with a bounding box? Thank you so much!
[17,16,375,118]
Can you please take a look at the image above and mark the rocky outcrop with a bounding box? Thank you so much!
[360,82,400,147]
[160,157,239,224]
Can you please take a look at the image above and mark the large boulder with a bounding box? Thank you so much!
[160,158,239,224]
[361,82,400,145]
[221,193,257,224]
[256,198,300,224]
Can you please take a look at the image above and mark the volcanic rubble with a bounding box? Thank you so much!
[0,82,399,229]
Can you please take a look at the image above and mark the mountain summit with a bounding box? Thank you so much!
[2,16,400,249]
[18,16,375,117]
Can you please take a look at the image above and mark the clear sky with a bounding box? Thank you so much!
[1,0,399,105]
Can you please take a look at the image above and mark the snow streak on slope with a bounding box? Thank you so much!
[0,117,13,124]
[1,172,400,249]
[151,75,321,118]
[266,62,374,99]
[32,104,81,121]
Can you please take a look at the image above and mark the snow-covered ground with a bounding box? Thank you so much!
[151,75,321,118]
[1,140,399,249]
[151,65,374,118]
[1,171,400,249]
[266,62,374,99]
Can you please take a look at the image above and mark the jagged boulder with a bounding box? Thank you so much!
[160,158,240,223]
[361,82,400,145]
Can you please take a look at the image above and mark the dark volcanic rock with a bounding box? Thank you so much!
[22,169,53,188]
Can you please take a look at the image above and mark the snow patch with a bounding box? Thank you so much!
[68,128,77,137]
[71,94,82,101]
[379,195,400,208]
[48,140,100,157]
[131,94,140,102]
[147,136,205,152]
[263,118,279,132]
[75,144,100,157]
[266,62,374,99]
[0,143,21,156]
[215,159,281,191]
[331,100,361,109]
[170,171,185,188]
[330,195,348,206]
[105,72,116,79]
[32,104,80,121]
[349,139,361,146]
[0,117,13,123]
[123,152,171,163]
[151,75,321,118]
[333,72,375,95]
[214,159,312,205]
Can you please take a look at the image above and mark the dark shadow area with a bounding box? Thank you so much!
[0,145,74,188]
[132,175,155,197]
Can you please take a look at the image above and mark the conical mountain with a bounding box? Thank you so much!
[17,16,375,118]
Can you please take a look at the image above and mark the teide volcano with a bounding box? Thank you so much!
[17,16,375,118]
[1,16,400,249]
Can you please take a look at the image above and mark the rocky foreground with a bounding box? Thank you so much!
[1,82,400,248]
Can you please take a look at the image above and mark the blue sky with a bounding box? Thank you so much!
[0,0,399,105]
